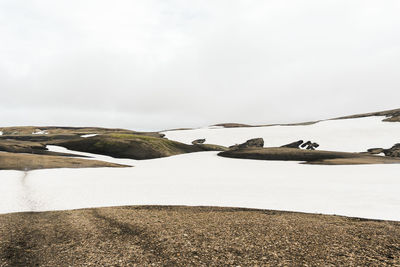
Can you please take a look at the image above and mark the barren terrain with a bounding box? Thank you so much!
[1,206,399,266]
[0,152,127,170]
[219,147,400,165]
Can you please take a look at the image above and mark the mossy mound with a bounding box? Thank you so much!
[0,126,162,137]
[54,134,227,160]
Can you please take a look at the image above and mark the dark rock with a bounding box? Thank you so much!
[383,143,400,157]
[387,150,400,157]
[301,141,311,148]
[238,138,264,149]
[192,139,206,145]
[300,141,319,150]
[281,140,304,149]
[229,144,240,150]
[312,143,319,148]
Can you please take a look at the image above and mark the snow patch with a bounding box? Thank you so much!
[46,145,137,166]
[163,116,400,152]
[32,130,48,135]
[206,126,224,129]
[80,134,98,138]
[1,150,400,220]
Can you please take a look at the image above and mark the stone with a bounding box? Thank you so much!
[192,139,206,145]
[281,140,304,149]
[238,138,264,149]
[312,142,319,148]
[301,141,311,148]
[301,141,319,150]
[384,143,400,157]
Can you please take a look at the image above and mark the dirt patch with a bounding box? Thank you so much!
[307,156,400,165]
[0,205,399,266]
[218,147,400,165]
[213,123,255,128]
[0,152,129,170]
[0,139,87,158]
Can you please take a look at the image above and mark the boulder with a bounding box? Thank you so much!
[384,143,400,157]
[192,139,206,145]
[238,138,264,149]
[300,141,319,150]
[281,140,304,149]
[312,142,320,148]
[301,141,311,148]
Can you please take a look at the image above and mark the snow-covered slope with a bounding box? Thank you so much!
[163,117,400,152]
[0,116,399,221]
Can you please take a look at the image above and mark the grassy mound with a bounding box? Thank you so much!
[0,126,162,137]
[54,134,227,160]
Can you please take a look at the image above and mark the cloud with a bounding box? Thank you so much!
[1,0,400,130]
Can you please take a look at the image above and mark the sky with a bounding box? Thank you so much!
[1,0,399,131]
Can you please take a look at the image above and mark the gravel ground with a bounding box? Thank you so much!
[1,206,399,266]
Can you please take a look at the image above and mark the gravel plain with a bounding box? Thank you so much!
[1,205,399,266]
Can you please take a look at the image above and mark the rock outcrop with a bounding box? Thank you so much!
[228,138,264,150]
[383,143,400,157]
[192,139,206,145]
[281,140,304,149]
[367,143,400,157]
[238,138,264,149]
[301,141,319,150]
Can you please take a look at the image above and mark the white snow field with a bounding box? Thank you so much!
[164,116,400,152]
[0,116,399,221]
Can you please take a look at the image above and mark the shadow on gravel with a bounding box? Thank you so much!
[91,209,179,266]
[0,212,41,267]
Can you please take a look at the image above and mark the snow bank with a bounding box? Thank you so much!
[46,145,137,166]
[0,148,399,220]
[163,117,400,152]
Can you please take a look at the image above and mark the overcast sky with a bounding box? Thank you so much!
[1,1,399,131]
